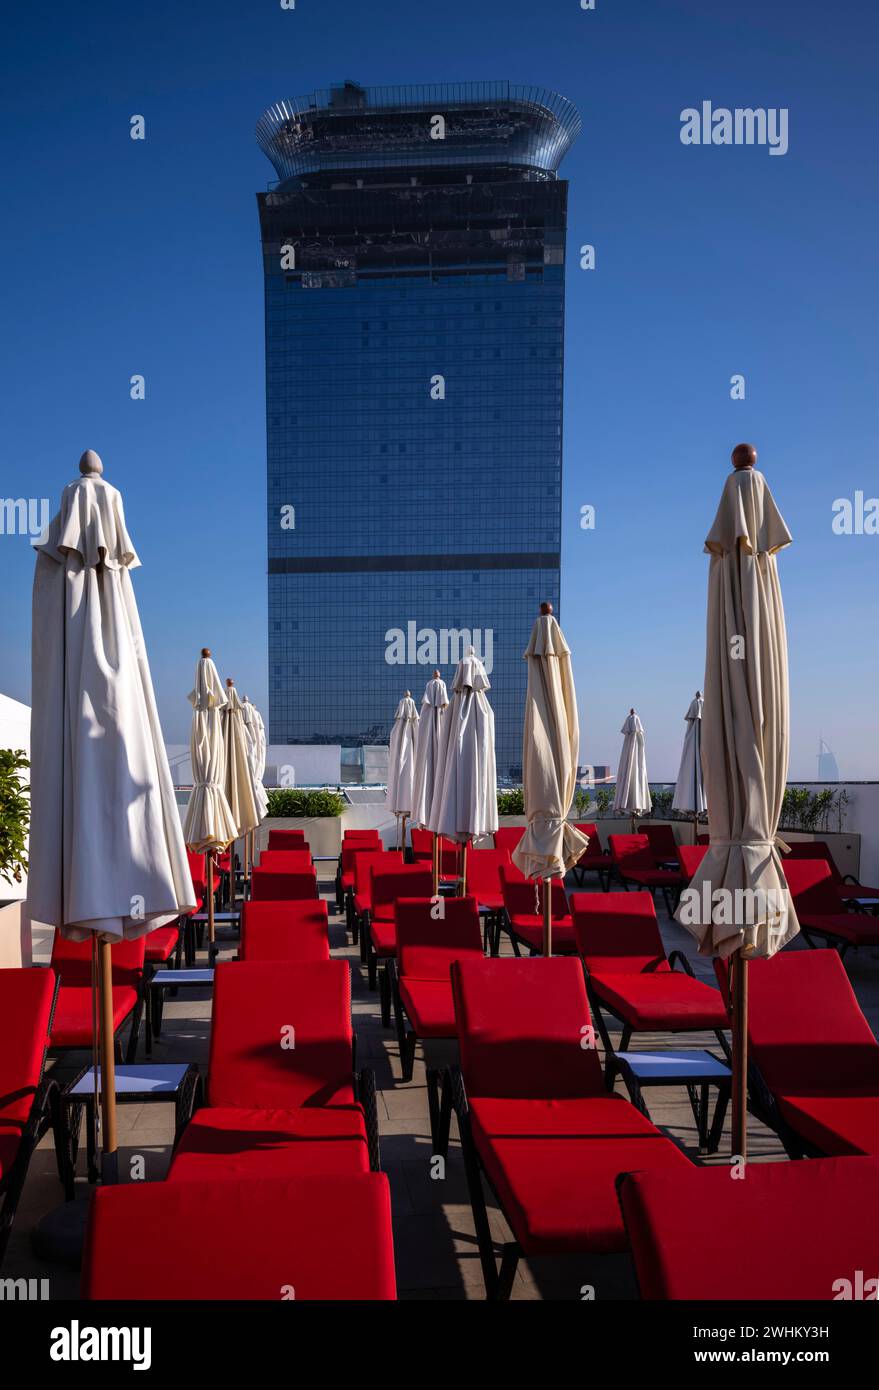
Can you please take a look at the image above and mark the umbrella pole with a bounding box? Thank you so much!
[542,878,552,957]
[97,936,118,1183]
[432,832,440,896]
[731,950,749,1161]
[206,849,215,943]
[461,841,468,897]
[401,814,408,859]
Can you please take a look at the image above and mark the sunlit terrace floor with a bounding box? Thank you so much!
[9,876,879,1300]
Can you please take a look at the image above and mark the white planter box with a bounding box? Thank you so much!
[0,899,29,968]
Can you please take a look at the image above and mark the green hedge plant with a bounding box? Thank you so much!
[0,749,30,888]
[265,789,345,818]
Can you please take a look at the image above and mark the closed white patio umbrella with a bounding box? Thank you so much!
[513,604,589,954]
[428,646,498,892]
[222,679,260,902]
[182,649,237,941]
[29,450,195,1176]
[411,670,449,889]
[613,709,652,830]
[675,445,799,1160]
[386,691,419,850]
[241,694,269,878]
[672,691,707,837]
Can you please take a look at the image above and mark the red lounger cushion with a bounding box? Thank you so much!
[83,1174,396,1301]
[168,1105,369,1181]
[250,868,318,901]
[50,987,139,1049]
[715,948,879,1154]
[618,1157,879,1300]
[207,960,355,1108]
[267,829,307,850]
[143,925,180,963]
[775,1089,879,1157]
[507,916,578,953]
[398,980,457,1037]
[239,900,330,962]
[587,971,728,1031]
[0,968,56,1181]
[470,1094,691,1255]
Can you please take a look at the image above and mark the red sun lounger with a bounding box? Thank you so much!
[608,835,685,914]
[387,895,484,1151]
[571,822,612,891]
[239,899,330,962]
[715,947,879,1158]
[782,858,879,956]
[49,932,146,1065]
[571,891,728,1084]
[0,968,65,1260]
[351,850,403,947]
[169,960,378,1181]
[449,956,691,1298]
[83,1173,396,1300]
[250,866,318,902]
[266,828,308,851]
[366,865,434,1015]
[783,839,879,911]
[498,864,576,955]
[462,848,511,954]
[617,1156,879,1300]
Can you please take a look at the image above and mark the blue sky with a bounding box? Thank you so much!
[1,0,876,778]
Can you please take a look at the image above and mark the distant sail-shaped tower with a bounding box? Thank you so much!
[817,738,840,782]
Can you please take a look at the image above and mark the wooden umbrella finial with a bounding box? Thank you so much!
[201,647,211,658]
[731,442,757,471]
[226,677,235,687]
[540,600,553,615]
[79,449,103,476]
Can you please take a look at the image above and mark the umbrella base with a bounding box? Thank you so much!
[30,1193,90,1269]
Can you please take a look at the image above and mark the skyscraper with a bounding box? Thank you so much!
[256,81,580,779]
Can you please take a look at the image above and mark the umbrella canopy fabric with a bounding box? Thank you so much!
[241,696,269,821]
[428,648,498,843]
[411,675,449,827]
[182,655,237,853]
[613,711,652,818]
[386,693,419,816]
[672,693,707,815]
[676,466,798,958]
[512,613,589,880]
[29,457,195,942]
[222,685,260,839]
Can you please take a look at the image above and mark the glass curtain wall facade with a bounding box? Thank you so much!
[256,82,580,779]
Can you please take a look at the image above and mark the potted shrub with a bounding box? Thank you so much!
[259,787,346,858]
[779,786,860,879]
[0,749,30,967]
